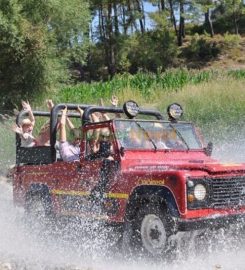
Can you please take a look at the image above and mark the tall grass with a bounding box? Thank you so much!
[153,79,245,140]
[0,121,15,174]
[1,68,245,172]
[52,68,245,103]
[36,68,245,140]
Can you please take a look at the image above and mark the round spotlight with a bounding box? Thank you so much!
[167,103,183,121]
[123,100,140,118]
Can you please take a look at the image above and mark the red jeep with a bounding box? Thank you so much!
[13,101,245,256]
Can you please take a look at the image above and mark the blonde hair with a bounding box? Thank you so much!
[100,128,110,137]
[21,118,32,127]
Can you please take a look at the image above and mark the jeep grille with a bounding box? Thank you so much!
[210,176,245,209]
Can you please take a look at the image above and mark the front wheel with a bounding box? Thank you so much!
[132,204,173,257]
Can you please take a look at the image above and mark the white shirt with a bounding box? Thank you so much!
[21,132,35,147]
[59,141,80,162]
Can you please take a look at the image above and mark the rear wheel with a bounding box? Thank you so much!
[25,194,53,233]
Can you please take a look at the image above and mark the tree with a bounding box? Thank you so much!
[0,0,90,109]
[224,0,244,34]
[118,12,178,73]
[168,0,178,35]
[211,0,245,34]
[178,0,185,46]
[195,0,215,37]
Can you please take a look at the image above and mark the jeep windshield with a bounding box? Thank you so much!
[114,120,203,150]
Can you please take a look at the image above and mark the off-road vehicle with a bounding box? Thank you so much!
[13,101,245,256]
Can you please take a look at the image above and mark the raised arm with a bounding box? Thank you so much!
[110,95,119,107]
[59,107,67,142]
[21,100,35,126]
[66,106,84,130]
[12,124,23,135]
[77,106,84,118]
[66,116,75,130]
[101,95,119,121]
[46,99,54,112]
[111,95,120,118]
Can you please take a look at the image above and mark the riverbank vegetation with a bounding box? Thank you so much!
[1,69,245,174]
[44,69,245,131]
[2,1,245,110]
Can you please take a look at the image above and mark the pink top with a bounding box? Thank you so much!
[59,141,80,162]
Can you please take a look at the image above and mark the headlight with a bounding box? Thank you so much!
[194,184,206,200]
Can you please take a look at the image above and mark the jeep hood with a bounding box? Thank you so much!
[121,151,245,174]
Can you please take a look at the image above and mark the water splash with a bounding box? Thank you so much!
[1,123,245,269]
[1,176,245,269]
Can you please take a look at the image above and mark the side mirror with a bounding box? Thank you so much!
[204,141,213,156]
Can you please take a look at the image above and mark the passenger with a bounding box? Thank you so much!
[126,127,161,149]
[35,99,54,146]
[164,129,186,149]
[88,128,114,160]
[88,96,119,198]
[54,95,118,160]
[88,95,119,155]
[128,129,144,148]
[88,129,115,200]
[37,100,84,147]
[59,107,82,162]
[152,123,169,149]
[12,101,36,147]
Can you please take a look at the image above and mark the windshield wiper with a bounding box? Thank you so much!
[169,123,190,150]
[135,121,157,151]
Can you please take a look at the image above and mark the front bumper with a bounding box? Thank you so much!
[177,213,245,231]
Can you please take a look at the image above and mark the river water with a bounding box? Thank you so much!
[0,176,245,270]
[1,124,245,269]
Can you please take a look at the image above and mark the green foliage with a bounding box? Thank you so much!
[0,0,90,110]
[85,43,108,81]
[86,26,178,79]
[19,70,245,130]
[0,0,51,108]
[222,32,241,49]
[55,68,227,105]
[186,23,204,35]
[119,30,178,74]
[227,69,245,79]
[183,34,221,60]
[160,77,245,141]
[48,68,245,144]
[2,0,245,111]
[212,0,245,34]
[0,120,15,174]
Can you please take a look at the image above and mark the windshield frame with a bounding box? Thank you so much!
[113,119,203,151]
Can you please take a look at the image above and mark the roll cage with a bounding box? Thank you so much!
[15,103,163,165]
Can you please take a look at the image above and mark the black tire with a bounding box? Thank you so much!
[25,193,53,233]
[131,203,173,257]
